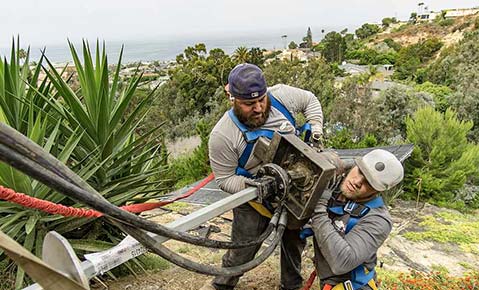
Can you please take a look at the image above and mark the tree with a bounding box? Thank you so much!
[262,58,336,110]
[248,47,266,67]
[394,38,443,80]
[300,27,313,48]
[328,75,379,139]
[355,23,381,39]
[288,41,298,49]
[375,85,434,141]
[404,107,479,205]
[233,46,249,63]
[409,12,418,24]
[382,17,397,28]
[154,44,235,138]
[319,31,346,63]
[414,82,452,113]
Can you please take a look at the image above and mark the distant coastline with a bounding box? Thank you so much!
[0,27,347,64]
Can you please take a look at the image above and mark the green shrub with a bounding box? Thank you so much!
[414,82,452,112]
[438,18,455,27]
[394,38,443,80]
[383,38,402,51]
[325,127,379,149]
[391,24,410,33]
[426,31,479,141]
[403,210,479,250]
[355,23,381,39]
[404,107,479,204]
[345,49,397,65]
[0,39,165,288]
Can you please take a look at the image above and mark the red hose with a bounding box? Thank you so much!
[0,173,215,218]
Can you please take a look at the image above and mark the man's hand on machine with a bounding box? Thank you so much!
[310,131,324,151]
[321,151,345,175]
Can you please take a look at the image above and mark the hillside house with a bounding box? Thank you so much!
[417,7,479,22]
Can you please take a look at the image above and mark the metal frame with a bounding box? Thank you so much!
[23,187,258,290]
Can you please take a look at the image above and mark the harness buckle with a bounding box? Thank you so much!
[344,201,371,217]
[343,280,353,290]
[344,201,357,214]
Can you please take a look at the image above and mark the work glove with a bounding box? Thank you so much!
[314,187,333,215]
[310,131,324,150]
[299,222,313,239]
[321,151,345,176]
[310,124,324,150]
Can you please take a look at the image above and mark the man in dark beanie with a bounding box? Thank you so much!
[203,63,324,290]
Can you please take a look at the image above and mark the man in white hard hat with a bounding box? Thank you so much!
[311,149,404,290]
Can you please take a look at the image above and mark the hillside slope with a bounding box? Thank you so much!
[97,200,479,289]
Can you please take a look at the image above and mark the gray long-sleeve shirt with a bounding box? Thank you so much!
[311,198,392,288]
[208,84,323,194]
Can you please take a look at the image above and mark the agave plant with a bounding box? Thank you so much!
[0,39,86,288]
[0,39,166,288]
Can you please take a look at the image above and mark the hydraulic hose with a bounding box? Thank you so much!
[0,123,274,249]
[112,210,287,276]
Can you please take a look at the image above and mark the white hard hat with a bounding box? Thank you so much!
[355,149,404,191]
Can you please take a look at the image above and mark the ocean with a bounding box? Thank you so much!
[0,27,346,64]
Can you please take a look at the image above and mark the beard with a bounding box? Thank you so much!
[233,97,271,129]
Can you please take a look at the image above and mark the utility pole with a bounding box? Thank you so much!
[281,34,288,49]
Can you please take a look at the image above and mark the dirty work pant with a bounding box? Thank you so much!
[212,204,306,290]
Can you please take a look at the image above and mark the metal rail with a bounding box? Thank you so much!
[24,187,258,290]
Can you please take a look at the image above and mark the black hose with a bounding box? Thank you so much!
[112,210,287,276]
[0,129,274,249]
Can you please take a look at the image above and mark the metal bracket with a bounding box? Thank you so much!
[42,231,90,289]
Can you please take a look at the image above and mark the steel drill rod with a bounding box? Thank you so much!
[23,186,259,290]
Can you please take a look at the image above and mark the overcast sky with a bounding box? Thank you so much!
[1,0,478,47]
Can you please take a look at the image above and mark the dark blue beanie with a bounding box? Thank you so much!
[228,63,267,99]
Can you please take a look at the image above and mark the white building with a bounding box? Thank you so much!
[417,7,479,22]
[444,7,479,18]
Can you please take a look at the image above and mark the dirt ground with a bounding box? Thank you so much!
[92,201,479,290]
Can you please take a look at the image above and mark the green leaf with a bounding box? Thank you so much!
[0,212,27,231]
[25,215,38,235]
[15,228,36,289]
[69,239,113,252]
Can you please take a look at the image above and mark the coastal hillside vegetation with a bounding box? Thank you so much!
[0,11,479,289]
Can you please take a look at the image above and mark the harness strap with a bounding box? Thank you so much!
[228,93,312,218]
[325,196,384,290]
[268,92,296,127]
[230,92,309,176]
[324,277,378,290]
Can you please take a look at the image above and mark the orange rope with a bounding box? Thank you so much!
[0,173,215,218]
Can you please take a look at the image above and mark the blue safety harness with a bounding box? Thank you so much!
[326,196,385,290]
[228,92,311,178]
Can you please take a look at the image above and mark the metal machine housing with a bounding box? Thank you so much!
[254,133,336,220]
